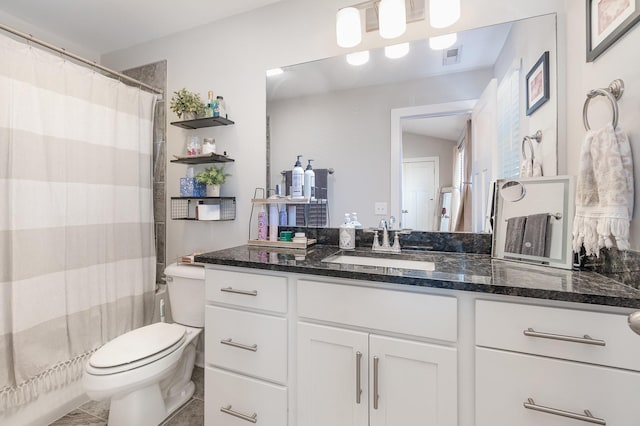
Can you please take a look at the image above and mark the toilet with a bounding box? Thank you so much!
[82,263,205,426]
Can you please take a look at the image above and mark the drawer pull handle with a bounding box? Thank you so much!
[221,287,258,296]
[523,328,606,346]
[373,356,379,410]
[524,398,606,425]
[221,338,258,352]
[220,405,258,423]
[355,351,362,404]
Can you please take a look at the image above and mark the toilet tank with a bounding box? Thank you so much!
[164,263,205,327]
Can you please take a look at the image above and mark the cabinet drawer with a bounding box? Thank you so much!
[298,279,457,342]
[205,306,287,383]
[205,367,287,426]
[206,268,287,313]
[476,300,640,371]
[476,347,640,426]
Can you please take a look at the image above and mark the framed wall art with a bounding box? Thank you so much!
[525,51,550,116]
[587,0,640,62]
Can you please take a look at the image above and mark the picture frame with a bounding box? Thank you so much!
[586,0,640,62]
[525,51,550,116]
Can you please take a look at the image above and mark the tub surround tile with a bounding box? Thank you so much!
[195,244,640,309]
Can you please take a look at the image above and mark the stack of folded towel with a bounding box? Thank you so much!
[504,214,550,257]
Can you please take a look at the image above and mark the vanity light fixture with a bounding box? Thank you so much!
[379,0,407,39]
[336,7,362,48]
[346,50,370,66]
[266,68,284,77]
[429,32,457,50]
[429,0,460,28]
[385,42,410,58]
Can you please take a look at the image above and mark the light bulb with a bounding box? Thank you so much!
[429,33,457,50]
[346,51,370,66]
[429,0,460,29]
[336,7,362,48]
[385,42,410,59]
[379,0,406,39]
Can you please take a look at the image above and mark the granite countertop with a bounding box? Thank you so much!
[194,244,640,309]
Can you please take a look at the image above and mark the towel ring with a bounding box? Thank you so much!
[582,79,624,131]
[521,130,542,158]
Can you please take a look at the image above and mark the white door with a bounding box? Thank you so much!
[369,335,458,426]
[298,322,369,426]
[471,79,497,232]
[402,157,438,231]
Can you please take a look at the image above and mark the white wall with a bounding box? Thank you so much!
[565,1,640,252]
[402,132,456,188]
[101,0,570,262]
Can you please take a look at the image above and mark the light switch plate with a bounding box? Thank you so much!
[374,202,388,215]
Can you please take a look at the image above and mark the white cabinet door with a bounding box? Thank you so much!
[298,322,369,426]
[369,335,458,426]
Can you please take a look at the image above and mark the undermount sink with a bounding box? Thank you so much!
[323,254,435,272]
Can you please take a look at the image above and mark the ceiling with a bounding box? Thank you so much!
[0,0,283,54]
[402,113,470,141]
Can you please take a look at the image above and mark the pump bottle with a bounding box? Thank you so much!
[292,155,304,198]
[304,159,315,200]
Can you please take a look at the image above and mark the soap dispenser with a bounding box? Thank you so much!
[292,155,304,198]
[304,159,315,200]
[339,213,356,250]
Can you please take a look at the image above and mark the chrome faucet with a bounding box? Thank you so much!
[371,216,407,253]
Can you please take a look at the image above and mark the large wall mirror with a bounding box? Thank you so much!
[266,13,557,232]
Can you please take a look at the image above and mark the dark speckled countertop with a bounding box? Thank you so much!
[195,244,640,309]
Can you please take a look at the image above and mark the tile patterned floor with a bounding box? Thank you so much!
[49,367,204,426]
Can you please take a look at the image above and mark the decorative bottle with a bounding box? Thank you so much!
[339,213,356,250]
[205,91,215,118]
[257,204,268,240]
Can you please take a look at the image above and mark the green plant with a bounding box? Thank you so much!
[169,88,206,118]
[195,165,231,186]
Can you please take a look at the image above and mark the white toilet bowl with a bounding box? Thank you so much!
[82,263,205,425]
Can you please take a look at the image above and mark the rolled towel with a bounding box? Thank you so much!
[504,216,526,254]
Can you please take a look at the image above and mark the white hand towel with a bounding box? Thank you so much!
[572,124,634,256]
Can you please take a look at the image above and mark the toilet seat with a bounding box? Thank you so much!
[87,322,186,375]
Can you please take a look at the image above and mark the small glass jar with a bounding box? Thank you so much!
[202,137,216,154]
[186,136,201,156]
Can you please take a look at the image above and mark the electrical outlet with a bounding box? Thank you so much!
[374,202,388,215]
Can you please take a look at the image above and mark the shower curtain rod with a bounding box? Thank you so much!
[0,22,164,96]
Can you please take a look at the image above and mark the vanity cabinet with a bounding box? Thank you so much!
[297,279,458,426]
[204,268,289,425]
[475,300,640,425]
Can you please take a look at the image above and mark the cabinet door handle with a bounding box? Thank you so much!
[221,287,258,296]
[355,351,362,404]
[524,398,606,425]
[220,338,258,352]
[373,356,379,410]
[220,405,258,423]
[523,328,606,346]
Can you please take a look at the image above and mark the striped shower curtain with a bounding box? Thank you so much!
[0,34,156,410]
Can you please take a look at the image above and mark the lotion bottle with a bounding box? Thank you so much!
[292,155,304,198]
[257,204,268,240]
[304,159,315,200]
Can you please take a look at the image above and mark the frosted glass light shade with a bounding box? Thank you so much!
[385,42,410,59]
[429,33,457,50]
[429,0,460,28]
[379,0,406,39]
[346,50,370,66]
[336,7,362,48]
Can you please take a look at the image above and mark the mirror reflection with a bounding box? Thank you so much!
[266,13,557,232]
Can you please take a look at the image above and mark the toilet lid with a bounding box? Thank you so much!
[90,322,186,369]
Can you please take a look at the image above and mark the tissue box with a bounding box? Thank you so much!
[180,178,206,197]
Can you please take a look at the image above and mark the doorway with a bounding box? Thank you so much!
[402,157,438,231]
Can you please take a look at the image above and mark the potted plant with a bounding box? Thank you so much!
[169,88,206,120]
[195,165,231,197]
